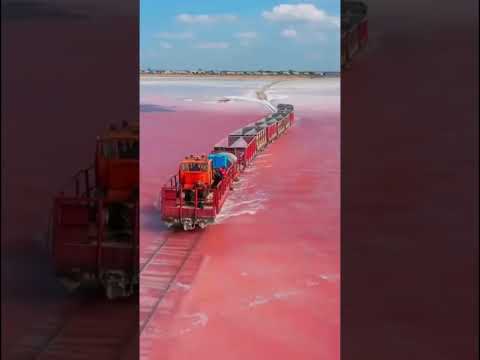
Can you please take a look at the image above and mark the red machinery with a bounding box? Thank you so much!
[266,118,278,143]
[277,104,295,126]
[161,104,295,231]
[342,1,368,69]
[214,130,257,169]
[277,113,290,135]
[252,121,268,151]
[161,156,239,231]
[51,121,139,299]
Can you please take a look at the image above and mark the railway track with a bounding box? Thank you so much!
[6,291,138,360]
[139,231,203,334]
[9,192,212,360]
[139,230,204,360]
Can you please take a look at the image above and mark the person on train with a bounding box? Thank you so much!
[184,189,193,204]
[212,169,223,188]
[194,180,207,209]
[218,167,234,191]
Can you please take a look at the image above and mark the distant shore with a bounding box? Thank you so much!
[140,73,339,81]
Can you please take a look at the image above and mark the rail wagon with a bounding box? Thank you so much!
[282,111,291,130]
[277,104,295,125]
[265,116,279,142]
[51,121,139,299]
[214,132,256,168]
[275,113,289,136]
[288,110,295,125]
[278,110,292,129]
[253,120,268,151]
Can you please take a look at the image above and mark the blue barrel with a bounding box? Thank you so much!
[208,153,230,169]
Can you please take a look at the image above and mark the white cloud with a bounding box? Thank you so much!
[194,42,230,49]
[177,14,237,24]
[262,4,339,27]
[281,28,297,38]
[155,32,194,40]
[234,32,257,39]
[159,41,173,49]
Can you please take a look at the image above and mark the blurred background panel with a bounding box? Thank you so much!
[342,1,478,359]
[1,1,139,359]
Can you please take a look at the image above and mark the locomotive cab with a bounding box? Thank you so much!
[179,155,213,190]
[95,122,139,203]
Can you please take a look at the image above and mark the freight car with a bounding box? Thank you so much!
[342,1,368,69]
[51,121,139,299]
[160,104,294,230]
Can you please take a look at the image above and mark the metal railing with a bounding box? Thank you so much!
[58,164,96,199]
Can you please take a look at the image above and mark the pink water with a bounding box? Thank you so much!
[140,79,340,360]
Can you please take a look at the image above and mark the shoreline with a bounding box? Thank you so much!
[140,74,339,81]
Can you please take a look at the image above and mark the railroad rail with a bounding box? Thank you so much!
[139,231,203,335]
[6,293,138,360]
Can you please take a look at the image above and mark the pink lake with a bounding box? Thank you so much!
[140,78,340,360]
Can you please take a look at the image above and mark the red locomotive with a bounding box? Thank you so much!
[51,121,139,299]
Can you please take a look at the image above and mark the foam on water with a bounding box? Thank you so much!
[222,96,276,112]
[214,161,271,223]
[267,78,340,113]
[214,190,268,223]
[141,78,271,106]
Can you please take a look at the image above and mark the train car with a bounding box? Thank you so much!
[276,113,289,136]
[288,110,295,125]
[252,120,268,151]
[278,103,294,113]
[238,123,266,154]
[265,116,278,142]
[51,121,139,299]
[215,131,256,168]
[229,127,257,151]
[283,112,291,130]
[341,1,368,69]
[277,104,295,125]
[279,110,292,128]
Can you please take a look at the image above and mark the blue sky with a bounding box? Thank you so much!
[140,1,340,71]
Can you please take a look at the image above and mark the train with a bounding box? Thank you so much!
[51,120,139,299]
[341,1,368,69]
[160,104,295,231]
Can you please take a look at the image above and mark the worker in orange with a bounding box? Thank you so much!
[194,180,207,209]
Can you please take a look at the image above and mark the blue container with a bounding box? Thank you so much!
[208,153,229,169]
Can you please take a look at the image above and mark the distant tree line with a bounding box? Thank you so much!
[139,69,340,77]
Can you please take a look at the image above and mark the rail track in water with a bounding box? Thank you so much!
[6,290,138,360]
[139,229,204,359]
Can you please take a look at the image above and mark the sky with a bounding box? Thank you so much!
[140,1,341,72]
